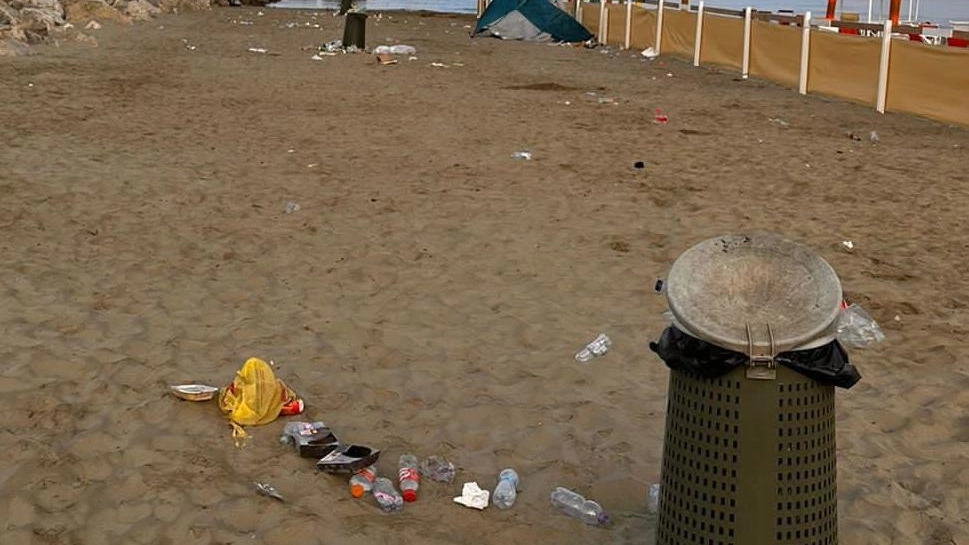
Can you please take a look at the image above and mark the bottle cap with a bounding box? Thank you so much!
[402,489,417,502]
[350,484,365,498]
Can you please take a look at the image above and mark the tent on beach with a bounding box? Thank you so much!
[473,0,593,43]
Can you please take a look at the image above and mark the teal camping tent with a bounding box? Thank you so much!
[474,0,593,43]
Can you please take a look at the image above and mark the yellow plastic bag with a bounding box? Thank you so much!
[218,357,297,445]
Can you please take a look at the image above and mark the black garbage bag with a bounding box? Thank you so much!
[649,326,861,389]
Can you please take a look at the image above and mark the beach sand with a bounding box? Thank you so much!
[1,8,968,545]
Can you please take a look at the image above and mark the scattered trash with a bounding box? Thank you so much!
[633,160,647,170]
[169,384,219,401]
[419,455,456,483]
[255,482,284,502]
[85,20,101,30]
[398,454,420,502]
[316,444,381,473]
[575,333,611,363]
[597,97,618,105]
[511,151,532,160]
[453,482,490,510]
[374,44,416,55]
[769,117,790,127]
[492,469,519,509]
[279,421,337,458]
[836,304,885,348]
[376,53,397,65]
[869,130,879,143]
[430,62,449,68]
[666,72,674,77]
[284,201,301,214]
[550,487,610,526]
[641,46,658,59]
[408,56,419,61]
[374,477,404,512]
[654,279,665,293]
[248,47,268,54]
[322,39,343,53]
[654,108,669,124]
[311,54,324,60]
[345,45,360,54]
[350,465,378,498]
[841,240,854,250]
[185,44,197,51]
[257,10,264,15]
[647,483,661,514]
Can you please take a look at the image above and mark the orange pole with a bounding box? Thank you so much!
[825,0,837,19]
[889,0,901,24]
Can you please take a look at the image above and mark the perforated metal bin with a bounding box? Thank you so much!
[655,233,842,545]
[655,365,837,545]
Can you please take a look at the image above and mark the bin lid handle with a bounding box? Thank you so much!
[745,322,777,380]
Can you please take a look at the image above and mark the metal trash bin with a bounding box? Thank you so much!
[654,233,845,545]
[342,11,367,50]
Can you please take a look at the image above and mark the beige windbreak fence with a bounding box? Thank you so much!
[699,13,744,70]
[808,31,881,106]
[886,41,969,126]
[571,0,969,127]
[749,20,801,88]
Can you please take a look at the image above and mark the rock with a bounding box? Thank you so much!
[0,36,32,55]
[0,0,21,27]
[63,0,130,24]
[124,0,157,20]
[155,0,208,13]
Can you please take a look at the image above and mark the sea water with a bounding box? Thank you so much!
[270,0,969,24]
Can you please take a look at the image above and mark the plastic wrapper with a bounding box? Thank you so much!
[836,304,885,349]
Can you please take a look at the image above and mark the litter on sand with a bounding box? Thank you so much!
[453,482,490,510]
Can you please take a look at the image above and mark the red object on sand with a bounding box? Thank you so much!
[279,398,305,416]
[654,108,669,124]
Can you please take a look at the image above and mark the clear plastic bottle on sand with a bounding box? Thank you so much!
[372,477,403,512]
[492,468,519,509]
[349,465,377,498]
[550,487,610,526]
[398,454,420,502]
[647,483,661,514]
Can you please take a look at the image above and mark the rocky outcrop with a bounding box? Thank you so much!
[0,0,210,55]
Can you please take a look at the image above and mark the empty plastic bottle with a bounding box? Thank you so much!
[372,477,403,512]
[647,483,661,514]
[492,468,519,509]
[349,465,377,498]
[398,454,420,502]
[550,487,610,526]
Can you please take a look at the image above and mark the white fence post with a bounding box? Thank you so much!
[742,7,752,78]
[693,1,705,66]
[799,11,812,94]
[576,0,582,19]
[625,0,633,49]
[655,0,665,53]
[599,0,608,43]
[876,19,893,113]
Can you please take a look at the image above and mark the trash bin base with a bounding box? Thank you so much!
[656,365,838,545]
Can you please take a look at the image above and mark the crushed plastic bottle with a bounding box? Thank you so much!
[575,333,611,363]
[349,465,377,498]
[492,468,519,509]
[511,151,533,160]
[398,454,420,502]
[550,487,610,526]
[372,477,403,512]
[284,201,301,214]
[419,455,455,483]
[647,483,661,514]
[836,304,885,349]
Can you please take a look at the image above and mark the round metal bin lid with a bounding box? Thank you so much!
[666,233,843,354]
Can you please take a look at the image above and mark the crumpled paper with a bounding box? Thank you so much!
[453,482,490,510]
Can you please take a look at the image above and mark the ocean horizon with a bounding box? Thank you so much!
[270,0,969,25]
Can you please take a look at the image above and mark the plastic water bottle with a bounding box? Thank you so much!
[398,454,420,502]
[492,468,519,509]
[647,483,661,514]
[372,477,403,512]
[550,487,610,526]
[349,465,377,498]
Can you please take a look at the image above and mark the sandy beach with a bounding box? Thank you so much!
[1,7,968,545]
